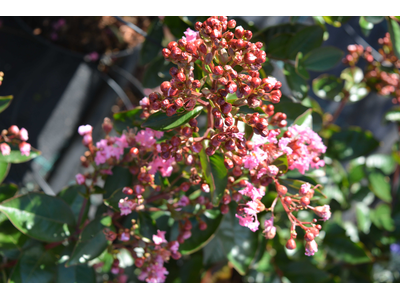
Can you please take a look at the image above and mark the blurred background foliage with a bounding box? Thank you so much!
[1,16,400,283]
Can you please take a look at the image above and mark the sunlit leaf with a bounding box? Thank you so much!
[387,17,400,59]
[302,46,343,71]
[0,146,40,164]
[0,95,13,113]
[113,108,143,134]
[368,169,392,203]
[312,74,344,102]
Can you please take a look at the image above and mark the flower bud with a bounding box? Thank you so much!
[122,187,133,195]
[277,185,287,196]
[300,196,310,206]
[313,205,331,221]
[286,238,297,250]
[234,26,244,39]
[134,185,145,195]
[305,240,318,256]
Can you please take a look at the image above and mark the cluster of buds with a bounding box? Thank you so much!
[0,71,4,86]
[75,17,330,283]
[0,125,31,157]
[343,33,400,104]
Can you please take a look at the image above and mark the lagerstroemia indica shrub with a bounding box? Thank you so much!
[72,16,330,283]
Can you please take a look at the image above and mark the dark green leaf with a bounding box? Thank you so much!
[302,46,343,71]
[171,209,223,255]
[0,193,75,242]
[278,178,327,200]
[9,245,57,283]
[0,146,40,164]
[113,108,143,134]
[273,95,308,125]
[57,264,95,283]
[138,211,157,239]
[142,55,173,89]
[368,169,392,203]
[163,16,189,39]
[284,63,308,100]
[57,185,88,225]
[256,23,307,44]
[0,220,28,250]
[140,19,164,65]
[67,215,112,266]
[384,106,400,124]
[364,16,384,24]
[327,127,379,161]
[312,74,344,101]
[271,154,288,174]
[295,52,310,80]
[324,222,372,264]
[0,162,10,184]
[202,204,258,275]
[387,17,400,59]
[0,95,13,113]
[278,259,331,283]
[143,106,203,131]
[0,183,18,202]
[103,166,133,199]
[359,17,374,36]
[104,188,125,212]
[265,33,292,59]
[370,203,395,231]
[286,25,324,59]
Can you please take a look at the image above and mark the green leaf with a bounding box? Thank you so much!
[57,264,95,283]
[368,169,392,203]
[0,162,10,184]
[322,16,351,27]
[364,16,384,24]
[142,55,173,89]
[9,245,57,283]
[387,17,400,59]
[202,204,258,275]
[265,33,292,59]
[359,17,374,36]
[171,209,223,255]
[324,222,372,264]
[67,215,112,266]
[312,74,344,102]
[327,127,380,161]
[0,193,76,242]
[293,108,313,129]
[370,203,395,231]
[199,150,228,206]
[286,25,324,59]
[295,52,310,80]
[273,95,308,125]
[113,108,143,134]
[278,178,327,200]
[283,63,308,100]
[341,67,364,84]
[356,202,371,234]
[0,95,13,113]
[384,106,400,124]
[256,23,307,45]
[163,16,190,39]
[140,19,164,65]
[143,106,203,131]
[104,188,125,212]
[366,154,396,175]
[0,183,17,202]
[0,220,28,250]
[271,154,288,174]
[277,259,330,283]
[0,146,40,164]
[302,46,343,71]
[57,185,88,225]
[103,166,133,199]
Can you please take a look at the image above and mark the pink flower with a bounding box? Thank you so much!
[177,195,190,207]
[19,142,31,156]
[120,232,130,241]
[239,182,265,201]
[232,132,245,141]
[243,155,259,170]
[267,130,279,144]
[136,128,157,148]
[78,124,93,136]
[299,183,311,195]
[153,230,167,245]
[139,97,150,106]
[266,165,279,177]
[139,264,169,283]
[305,240,318,256]
[169,241,179,253]
[263,218,276,239]
[118,197,135,216]
[75,173,85,185]
[182,28,199,42]
[278,138,293,155]
[19,128,29,141]
[236,214,259,232]
[257,168,267,179]
[313,205,331,221]
[148,156,175,177]
[0,143,11,156]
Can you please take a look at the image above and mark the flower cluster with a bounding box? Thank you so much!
[0,125,31,157]
[75,16,330,283]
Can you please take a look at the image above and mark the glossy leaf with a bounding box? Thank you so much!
[257,23,307,45]
[356,202,371,234]
[365,154,396,175]
[104,187,125,212]
[0,220,28,250]
[387,17,400,59]
[293,108,313,129]
[0,146,40,164]
[278,178,327,200]
[140,19,164,65]
[302,46,343,71]
[202,204,258,275]
[113,108,143,134]
[359,17,374,36]
[364,16,384,24]
[103,166,133,199]
[384,106,400,124]
[295,53,310,80]
[327,127,380,161]
[286,25,324,59]
[284,63,308,100]
[0,183,17,202]
[0,162,10,184]
[271,154,288,174]
[312,74,344,101]
[171,209,223,255]
[143,106,203,131]
[370,203,395,231]
[142,55,173,88]
[57,264,95,283]
[9,245,57,283]
[67,215,112,266]
[0,193,75,242]
[57,185,88,224]
[0,95,13,113]
[368,169,392,203]
[265,33,292,59]
[273,95,309,125]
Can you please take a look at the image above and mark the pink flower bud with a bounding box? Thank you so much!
[120,232,130,241]
[263,218,276,239]
[19,142,31,156]
[313,205,331,221]
[19,128,29,141]
[78,124,93,136]
[82,134,92,146]
[75,173,85,185]
[152,230,167,245]
[201,183,210,193]
[305,240,318,256]
[299,183,311,196]
[266,165,279,177]
[0,143,11,156]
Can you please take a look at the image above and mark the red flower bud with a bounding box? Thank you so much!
[286,238,297,250]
